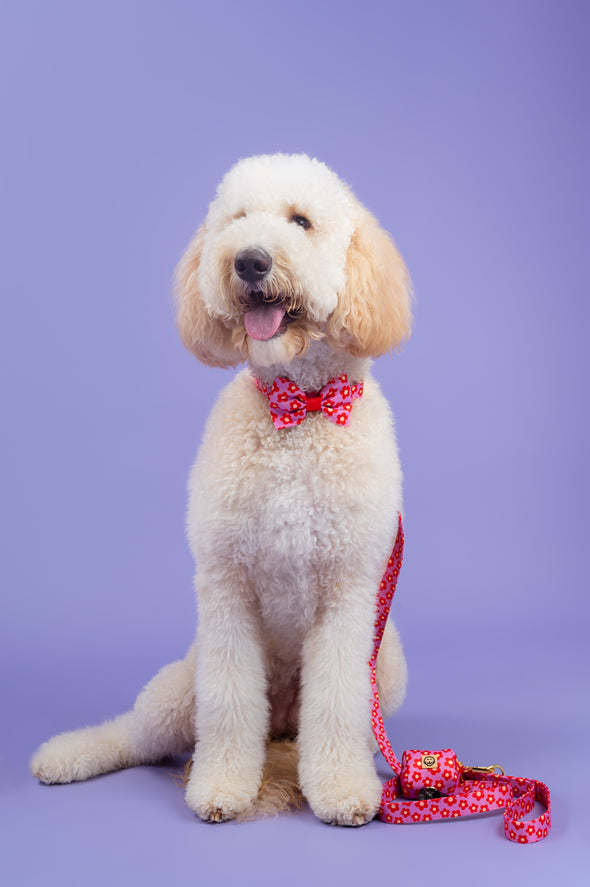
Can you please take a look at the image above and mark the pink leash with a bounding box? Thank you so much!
[370,517,552,843]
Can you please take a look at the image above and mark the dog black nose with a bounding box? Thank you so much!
[234,248,272,283]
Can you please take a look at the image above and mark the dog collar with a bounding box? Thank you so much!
[254,374,363,429]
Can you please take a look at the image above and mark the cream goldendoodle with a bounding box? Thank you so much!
[31,153,412,826]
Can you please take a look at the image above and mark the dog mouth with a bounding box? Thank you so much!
[243,292,300,341]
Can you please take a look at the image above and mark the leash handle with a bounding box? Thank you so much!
[378,768,551,843]
[371,516,552,843]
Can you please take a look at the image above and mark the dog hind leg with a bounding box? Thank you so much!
[30,643,197,785]
[375,618,408,719]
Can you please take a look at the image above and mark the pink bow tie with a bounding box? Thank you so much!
[255,374,363,429]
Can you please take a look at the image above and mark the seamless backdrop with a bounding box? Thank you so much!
[1,1,588,885]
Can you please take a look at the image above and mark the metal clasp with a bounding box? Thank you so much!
[458,760,505,776]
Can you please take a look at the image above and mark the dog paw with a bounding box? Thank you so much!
[185,770,259,823]
[305,771,383,827]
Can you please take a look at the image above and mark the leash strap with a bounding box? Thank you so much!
[370,516,552,843]
[369,519,405,775]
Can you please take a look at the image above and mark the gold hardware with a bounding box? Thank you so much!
[457,760,505,776]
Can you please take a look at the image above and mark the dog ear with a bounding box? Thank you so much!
[174,227,242,367]
[327,207,412,357]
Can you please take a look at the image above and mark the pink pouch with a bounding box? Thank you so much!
[400,749,461,798]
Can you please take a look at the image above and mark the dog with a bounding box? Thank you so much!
[31,153,412,826]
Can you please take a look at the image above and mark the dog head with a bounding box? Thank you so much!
[175,154,412,369]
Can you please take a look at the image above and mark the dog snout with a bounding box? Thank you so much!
[234,247,272,283]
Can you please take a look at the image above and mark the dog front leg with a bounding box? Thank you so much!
[185,583,268,822]
[298,589,382,826]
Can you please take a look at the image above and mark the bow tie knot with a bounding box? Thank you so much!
[255,375,363,429]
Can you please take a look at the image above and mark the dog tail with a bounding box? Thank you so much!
[180,739,303,820]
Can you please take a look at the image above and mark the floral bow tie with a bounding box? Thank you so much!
[254,374,364,429]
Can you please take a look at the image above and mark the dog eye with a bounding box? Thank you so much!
[290,214,312,230]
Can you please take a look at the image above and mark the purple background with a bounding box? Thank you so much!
[1,1,588,883]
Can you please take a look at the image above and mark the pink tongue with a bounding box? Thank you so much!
[244,304,286,341]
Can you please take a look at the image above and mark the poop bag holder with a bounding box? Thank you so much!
[371,519,551,843]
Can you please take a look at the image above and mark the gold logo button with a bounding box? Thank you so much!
[421,754,438,768]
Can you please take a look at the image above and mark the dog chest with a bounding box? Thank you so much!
[186,375,403,607]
